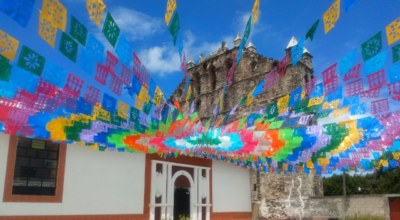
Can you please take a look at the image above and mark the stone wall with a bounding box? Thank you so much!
[169,40,319,219]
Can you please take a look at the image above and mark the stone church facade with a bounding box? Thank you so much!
[170,36,326,219]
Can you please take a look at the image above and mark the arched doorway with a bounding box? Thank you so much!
[173,173,192,220]
[149,161,211,220]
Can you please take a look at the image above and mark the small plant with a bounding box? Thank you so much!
[178,214,190,220]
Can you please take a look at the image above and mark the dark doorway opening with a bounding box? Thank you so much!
[174,188,190,220]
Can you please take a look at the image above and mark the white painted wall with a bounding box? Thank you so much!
[0,133,146,216]
[212,160,251,212]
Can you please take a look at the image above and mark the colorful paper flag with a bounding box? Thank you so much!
[87,0,106,26]
[0,29,19,61]
[102,12,120,47]
[165,0,177,25]
[323,0,341,34]
[305,20,319,41]
[385,16,400,45]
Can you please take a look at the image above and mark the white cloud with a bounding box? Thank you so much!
[139,45,181,77]
[139,31,235,77]
[112,7,163,41]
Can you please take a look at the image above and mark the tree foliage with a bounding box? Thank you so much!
[323,167,400,196]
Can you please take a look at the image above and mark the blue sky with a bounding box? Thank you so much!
[2,0,400,97]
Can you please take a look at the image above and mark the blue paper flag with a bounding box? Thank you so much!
[102,93,117,113]
[10,66,39,93]
[252,80,264,97]
[289,86,302,107]
[388,62,400,84]
[0,0,35,27]
[0,80,17,98]
[309,83,324,98]
[364,51,387,75]
[43,61,68,88]
[291,39,304,65]
[350,103,366,115]
[339,49,357,76]
[86,34,105,62]
[115,35,132,66]
[343,95,360,107]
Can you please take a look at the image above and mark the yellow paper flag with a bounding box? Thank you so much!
[323,0,340,34]
[308,96,324,107]
[138,86,150,103]
[118,101,129,120]
[277,95,289,114]
[38,12,58,47]
[87,0,106,26]
[386,16,400,45]
[333,107,349,118]
[165,0,177,25]
[41,0,67,31]
[153,86,164,106]
[0,29,19,61]
[322,100,340,110]
[252,0,260,24]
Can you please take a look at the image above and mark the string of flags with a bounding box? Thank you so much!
[0,0,400,175]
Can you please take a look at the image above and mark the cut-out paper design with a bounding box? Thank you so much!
[102,93,116,113]
[343,64,361,82]
[305,20,319,41]
[251,0,260,24]
[278,53,289,76]
[165,0,176,25]
[41,0,67,31]
[291,39,304,65]
[59,32,78,62]
[95,64,109,85]
[393,44,400,63]
[339,49,356,76]
[388,82,400,100]
[70,16,87,45]
[236,15,252,64]
[64,73,84,98]
[169,12,180,46]
[364,51,387,75]
[115,35,132,66]
[0,29,19,61]
[117,101,129,120]
[388,63,400,84]
[38,12,57,47]
[119,64,132,85]
[0,55,12,81]
[153,86,164,106]
[102,12,120,47]
[367,69,386,89]
[371,99,389,115]
[84,85,101,105]
[350,103,366,115]
[109,75,123,96]
[42,61,67,88]
[360,88,380,98]
[0,0,35,27]
[345,78,363,97]
[106,51,119,73]
[385,16,400,45]
[263,68,278,91]
[322,64,339,95]
[362,32,382,61]
[17,46,45,76]
[133,52,150,86]
[86,0,106,26]
[323,0,340,34]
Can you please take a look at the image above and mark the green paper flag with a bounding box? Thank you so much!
[169,12,180,45]
[70,16,88,45]
[393,44,400,63]
[0,55,12,81]
[265,102,278,119]
[361,32,382,61]
[102,12,120,47]
[17,46,45,76]
[306,20,320,41]
[59,32,78,62]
